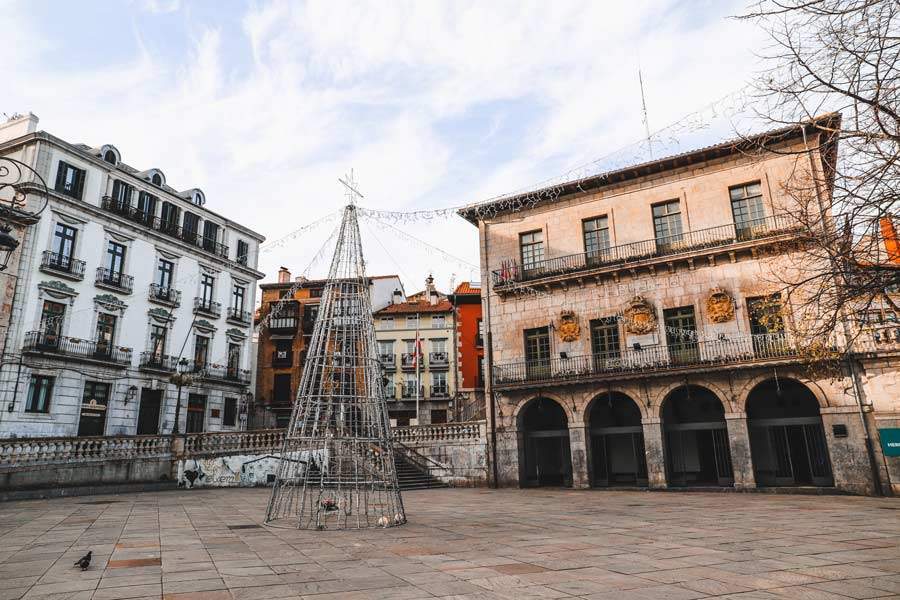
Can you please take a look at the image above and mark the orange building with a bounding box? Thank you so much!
[254,268,403,428]
[449,282,485,421]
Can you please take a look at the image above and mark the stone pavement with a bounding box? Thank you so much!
[0,488,899,600]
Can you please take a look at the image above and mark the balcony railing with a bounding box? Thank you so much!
[401,385,420,399]
[227,307,252,324]
[270,316,298,331]
[101,196,230,259]
[492,214,802,286]
[493,333,798,388]
[148,283,181,307]
[194,297,222,318]
[430,385,449,398]
[401,353,418,369]
[95,267,133,293]
[24,331,133,365]
[379,353,396,368]
[429,351,449,367]
[139,352,178,372]
[272,350,293,368]
[183,359,251,385]
[40,251,85,279]
[384,385,397,399]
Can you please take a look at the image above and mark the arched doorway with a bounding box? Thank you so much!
[587,392,647,487]
[747,379,833,487]
[519,397,572,487]
[662,386,734,487]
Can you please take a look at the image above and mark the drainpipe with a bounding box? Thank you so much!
[480,220,500,489]
[803,125,883,496]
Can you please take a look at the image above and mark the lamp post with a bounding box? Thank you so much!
[169,358,194,436]
[0,224,19,272]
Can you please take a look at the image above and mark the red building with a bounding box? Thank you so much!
[449,282,485,421]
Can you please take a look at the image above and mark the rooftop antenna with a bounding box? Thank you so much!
[338,169,364,207]
[638,63,652,159]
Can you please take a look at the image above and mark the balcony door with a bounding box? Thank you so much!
[653,200,683,253]
[186,394,206,433]
[590,317,621,372]
[664,306,699,365]
[524,326,551,379]
[40,301,66,346]
[747,295,787,357]
[106,242,127,284]
[730,182,766,240]
[183,212,200,243]
[52,224,77,271]
[95,313,117,358]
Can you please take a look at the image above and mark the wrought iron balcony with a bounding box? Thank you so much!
[24,331,132,366]
[182,359,251,385]
[492,214,802,288]
[100,196,230,259]
[272,350,293,368]
[139,352,178,372]
[95,267,133,293]
[401,353,418,369]
[400,384,420,399]
[493,333,798,389]
[383,385,397,399]
[40,251,85,280]
[429,351,449,367]
[227,306,252,324]
[379,353,396,369]
[429,385,449,398]
[194,297,222,318]
[148,283,181,307]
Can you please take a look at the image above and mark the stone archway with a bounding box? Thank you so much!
[662,385,734,487]
[586,391,647,487]
[518,397,573,487]
[747,379,834,487]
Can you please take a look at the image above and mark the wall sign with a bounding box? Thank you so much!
[879,428,900,457]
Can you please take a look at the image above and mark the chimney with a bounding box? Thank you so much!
[0,112,39,144]
[881,217,900,264]
[425,274,438,306]
[277,266,291,284]
[392,288,404,305]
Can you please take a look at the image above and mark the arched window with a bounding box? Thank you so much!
[103,150,117,164]
[151,173,162,186]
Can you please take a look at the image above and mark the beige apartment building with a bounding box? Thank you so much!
[375,276,456,426]
[462,114,900,496]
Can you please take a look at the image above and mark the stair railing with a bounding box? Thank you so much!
[394,440,446,477]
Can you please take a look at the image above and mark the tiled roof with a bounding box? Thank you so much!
[374,298,453,315]
[454,281,481,294]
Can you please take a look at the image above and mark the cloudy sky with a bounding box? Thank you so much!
[5,0,767,298]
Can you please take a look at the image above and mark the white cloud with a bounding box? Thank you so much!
[5,0,766,296]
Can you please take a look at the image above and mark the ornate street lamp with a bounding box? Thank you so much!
[169,358,194,435]
[0,224,19,271]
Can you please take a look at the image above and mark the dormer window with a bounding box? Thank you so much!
[100,145,120,166]
[151,173,162,186]
[103,150,117,164]
[193,191,205,206]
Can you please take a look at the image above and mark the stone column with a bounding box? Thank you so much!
[725,413,755,489]
[821,406,877,495]
[642,417,667,489]
[494,426,521,487]
[568,425,590,489]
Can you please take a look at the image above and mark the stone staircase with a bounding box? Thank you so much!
[393,452,447,490]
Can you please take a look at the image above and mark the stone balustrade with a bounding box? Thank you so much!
[393,421,485,445]
[0,435,172,469]
[853,326,900,354]
[184,429,285,457]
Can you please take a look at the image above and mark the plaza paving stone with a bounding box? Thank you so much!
[0,487,898,599]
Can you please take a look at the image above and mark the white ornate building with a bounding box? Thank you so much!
[0,113,265,438]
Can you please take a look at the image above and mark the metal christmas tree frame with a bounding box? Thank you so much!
[265,185,405,530]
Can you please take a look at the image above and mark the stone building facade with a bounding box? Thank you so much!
[255,268,402,428]
[462,115,895,495]
[0,113,265,438]
[375,276,456,426]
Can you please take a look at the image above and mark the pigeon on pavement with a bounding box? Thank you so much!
[73,551,92,571]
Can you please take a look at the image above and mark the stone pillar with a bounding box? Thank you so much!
[642,417,667,489]
[494,426,521,487]
[725,413,755,490]
[821,406,877,495]
[568,425,589,489]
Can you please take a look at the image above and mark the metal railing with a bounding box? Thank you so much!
[430,385,449,398]
[101,195,230,259]
[24,331,133,365]
[493,214,801,286]
[227,307,252,323]
[40,251,85,279]
[139,352,178,371]
[401,353,418,368]
[149,283,181,306]
[493,333,798,386]
[379,353,396,368]
[270,316,298,330]
[182,359,251,384]
[193,297,222,317]
[95,267,134,293]
[429,351,449,366]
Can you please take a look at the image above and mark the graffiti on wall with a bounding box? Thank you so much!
[177,448,330,488]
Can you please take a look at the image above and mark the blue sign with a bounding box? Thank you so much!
[879,428,900,457]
